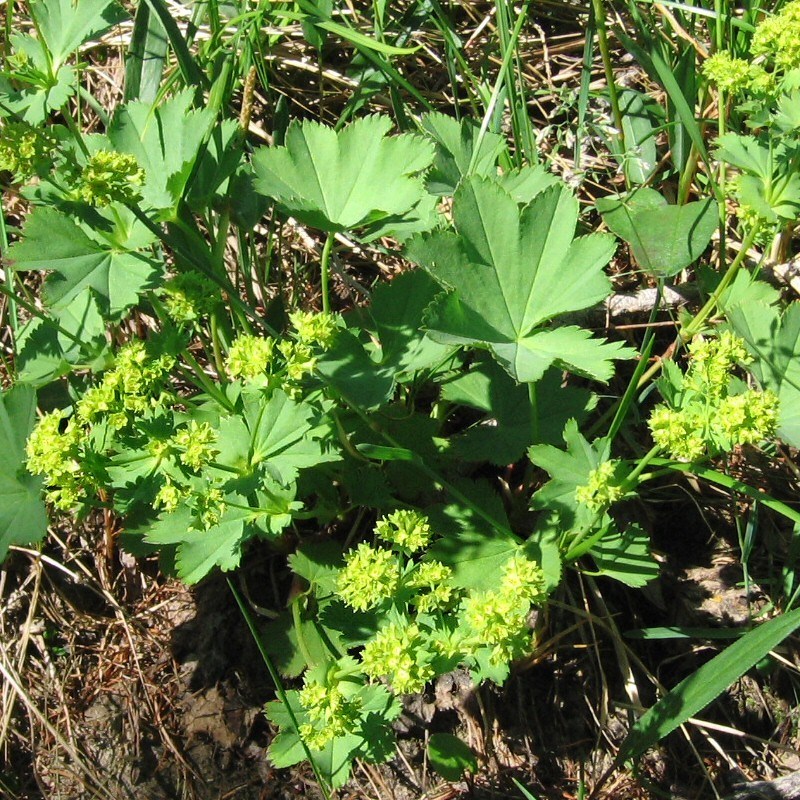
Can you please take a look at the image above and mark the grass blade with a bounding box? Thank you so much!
[125,0,168,103]
[618,606,800,763]
[141,0,208,96]
[654,459,800,526]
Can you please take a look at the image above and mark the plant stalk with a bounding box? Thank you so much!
[591,0,626,159]
[228,579,332,799]
[320,231,335,314]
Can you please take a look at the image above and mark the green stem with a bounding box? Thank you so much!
[528,382,539,444]
[564,445,662,562]
[291,595,316,668]
[653,459,800,526]
[207,460,242,475]
[77,86,109,127]
[332,385,516,539]
[716,86,727,270]
[714,0,726,53]
[633,223,761,391]
[209,313,227,379]
[591,0,626,161]
[0,196,17,336]
[130,206,264,335]
[181,348,235,411]
[228,579,332,800]
[62,110,90,158]
[591,283,661,443]
[677,141,701,205]
[320,231,335,314]
[680,223,760,341]
[213,208,231,267]
[623,445,661,488]
[564,520,604,562]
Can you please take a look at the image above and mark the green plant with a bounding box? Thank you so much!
[4,0,800,795]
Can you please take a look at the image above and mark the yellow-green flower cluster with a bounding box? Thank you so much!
[703,52,763,95]
[735,200,775,240]
[162,272,220,325]
[226,335,275,381]
[194,486,227,529]
[500,553,548,605]
[649,405,707,462]
[155,478,185,513]
[298,680,362,750]
[648,333,779,461]
[361,621,434,694]
[407,560,458,612]
[76,340,175,428]
[278,340,317,383]
[76,382,116,425]
[25,412,85,510]
[684,331,751,398]
[73,150,144,207]
[752,0,800,72]
[718,391,780,447]
[461,554,545,665]
[575,461,624,513]
[375,509,433,553]
[463,588,531,665]
[290,310,339,348]
[336,543,400,611]
[0,122,56,180]
[171,420,217,471]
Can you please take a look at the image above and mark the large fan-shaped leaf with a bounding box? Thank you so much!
[8,207,162,319]
[0,385,48,562]
[144,505,250,584]
[32,0,127,65]
[407,177,633,383]
[251,115,434,234]
[109,90,214,211]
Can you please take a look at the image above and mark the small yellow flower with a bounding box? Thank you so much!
[375,509,433,552]
[336,543,400,611]
[227,335,275,380]
[575,461,624,513]
[171,420,218,471]
[361,622,434,693]
[289,310,340,348]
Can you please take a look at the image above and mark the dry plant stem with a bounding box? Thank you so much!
[0,557,42,747]
[0,649,114,799]
[41,533,200,780]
